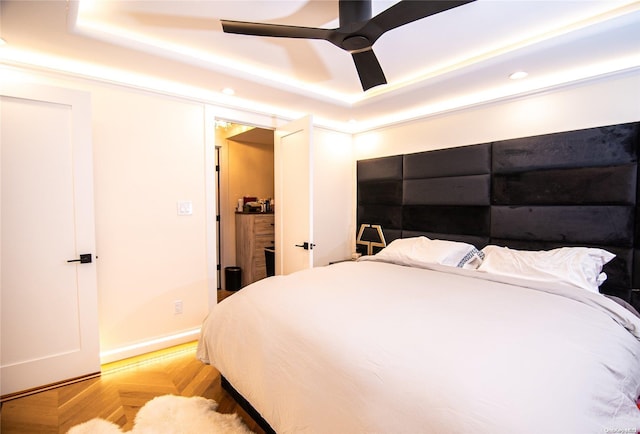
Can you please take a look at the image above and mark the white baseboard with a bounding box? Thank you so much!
[99,328,201,364]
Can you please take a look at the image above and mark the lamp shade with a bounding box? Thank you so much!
[356,224,386,255]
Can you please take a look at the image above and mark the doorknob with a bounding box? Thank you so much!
[67,253,93,264]
[294,242,315,250]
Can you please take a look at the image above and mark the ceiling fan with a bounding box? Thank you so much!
[221,0,475,91]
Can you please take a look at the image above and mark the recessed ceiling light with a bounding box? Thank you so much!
[222,87,235,95]
[509,71,528,80]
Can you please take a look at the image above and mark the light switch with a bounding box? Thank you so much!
[177,201,193,216]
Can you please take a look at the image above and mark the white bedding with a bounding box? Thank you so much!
[197,260,640,434]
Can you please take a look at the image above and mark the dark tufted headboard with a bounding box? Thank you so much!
[357,122,640,310]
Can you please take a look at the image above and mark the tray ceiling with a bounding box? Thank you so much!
[1,0,639,131]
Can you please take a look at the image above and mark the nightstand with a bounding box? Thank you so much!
[329,254,361,265]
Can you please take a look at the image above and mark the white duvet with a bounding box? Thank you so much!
[197,260,640,434]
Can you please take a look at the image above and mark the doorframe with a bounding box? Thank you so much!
[204,106,279,308]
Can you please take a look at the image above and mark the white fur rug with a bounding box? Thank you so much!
[67,395,254,434]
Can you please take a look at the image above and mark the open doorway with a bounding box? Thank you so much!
[214,120,274,294]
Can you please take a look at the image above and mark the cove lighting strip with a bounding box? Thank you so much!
[99,328,201,361]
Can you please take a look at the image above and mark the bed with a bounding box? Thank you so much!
[198,122,640,433]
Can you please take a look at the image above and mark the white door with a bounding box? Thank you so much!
[1,84,100,397]
[274,116,313,275]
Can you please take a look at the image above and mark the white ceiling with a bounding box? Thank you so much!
[2,0,639,131]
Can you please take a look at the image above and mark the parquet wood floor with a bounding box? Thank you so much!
[0,341,265,434]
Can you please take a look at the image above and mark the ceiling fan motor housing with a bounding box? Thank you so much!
[339,0,372,26]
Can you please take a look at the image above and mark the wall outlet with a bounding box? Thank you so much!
[174,300,183,315]
[177,201,192,216]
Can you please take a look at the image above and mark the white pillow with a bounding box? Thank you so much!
[478,245,615,293]
[372,236,484,269]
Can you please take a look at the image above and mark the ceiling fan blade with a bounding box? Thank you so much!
[221,20,333,41]
[364,0,475,43]
[352,49,387,91]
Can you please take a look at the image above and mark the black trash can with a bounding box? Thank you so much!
[264,247,275,277]
[225,266,242,291]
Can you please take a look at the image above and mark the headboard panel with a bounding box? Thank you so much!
[403,143,492,248]
[357,121,640,309]
[403,142,491,178]
[491,123,638,172]
[357,155,403,242]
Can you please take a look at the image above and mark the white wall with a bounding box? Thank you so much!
[3,67,213,362]
[313,127,355,265]
[354,71,640,159]
[91,86,209,360]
